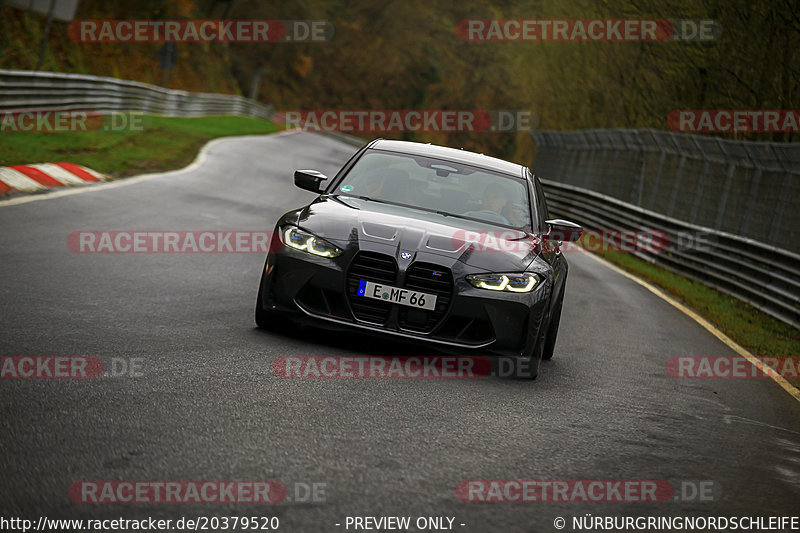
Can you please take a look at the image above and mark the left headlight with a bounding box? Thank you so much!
[466,273,540,293]
[281,226,343,258]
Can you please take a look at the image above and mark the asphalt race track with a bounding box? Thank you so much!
[1,131,799,531]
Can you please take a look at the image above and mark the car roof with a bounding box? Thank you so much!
[368,139,526,178]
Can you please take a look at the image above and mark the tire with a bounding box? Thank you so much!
[254,272,271,328]
[541,294,564,361]
[510,313,546,379]
[510,338,544,380]
[254,267,301,333]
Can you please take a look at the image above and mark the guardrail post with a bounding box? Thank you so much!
[646,148,667,211]
[767,145,795,244]
[739,143,764,237]
[713,139,736,231]
[666,155,687,218]
[632,131,646,207]
[689,136,710,225]
[34,0,56,71]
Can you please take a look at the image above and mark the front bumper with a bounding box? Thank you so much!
[259,245,550,358]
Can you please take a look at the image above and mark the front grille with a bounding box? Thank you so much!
[346,253,453,333]
[346,252,398,325]
[397,262,453,333]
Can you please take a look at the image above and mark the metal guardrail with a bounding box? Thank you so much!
[539,178,800,329]
[0,69,273,118]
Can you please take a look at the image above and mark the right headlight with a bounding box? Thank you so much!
[466,273,540,293]
[281,226,343,258]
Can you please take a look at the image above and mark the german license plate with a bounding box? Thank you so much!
[357,280,437,311]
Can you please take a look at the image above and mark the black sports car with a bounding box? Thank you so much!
[255,139,581,378]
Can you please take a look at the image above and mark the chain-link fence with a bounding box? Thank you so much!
[530,129,800,328]
[530,129,800,253]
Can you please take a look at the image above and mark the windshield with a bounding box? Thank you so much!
[332,150,532,230]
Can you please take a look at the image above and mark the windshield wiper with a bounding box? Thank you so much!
[333,194,393,205]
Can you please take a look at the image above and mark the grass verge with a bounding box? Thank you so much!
[594,250,800,385]
[0,115,278,178]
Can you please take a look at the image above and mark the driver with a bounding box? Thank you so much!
[483,186,508,215]
[462,186,512,225]
[477,185,512,224]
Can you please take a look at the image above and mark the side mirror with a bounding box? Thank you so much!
[545,219,583,242]
[294,169,328,193]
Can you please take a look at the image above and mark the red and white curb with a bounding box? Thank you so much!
[0,163,107,195]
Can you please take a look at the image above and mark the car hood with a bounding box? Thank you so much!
[290,196,540,272]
